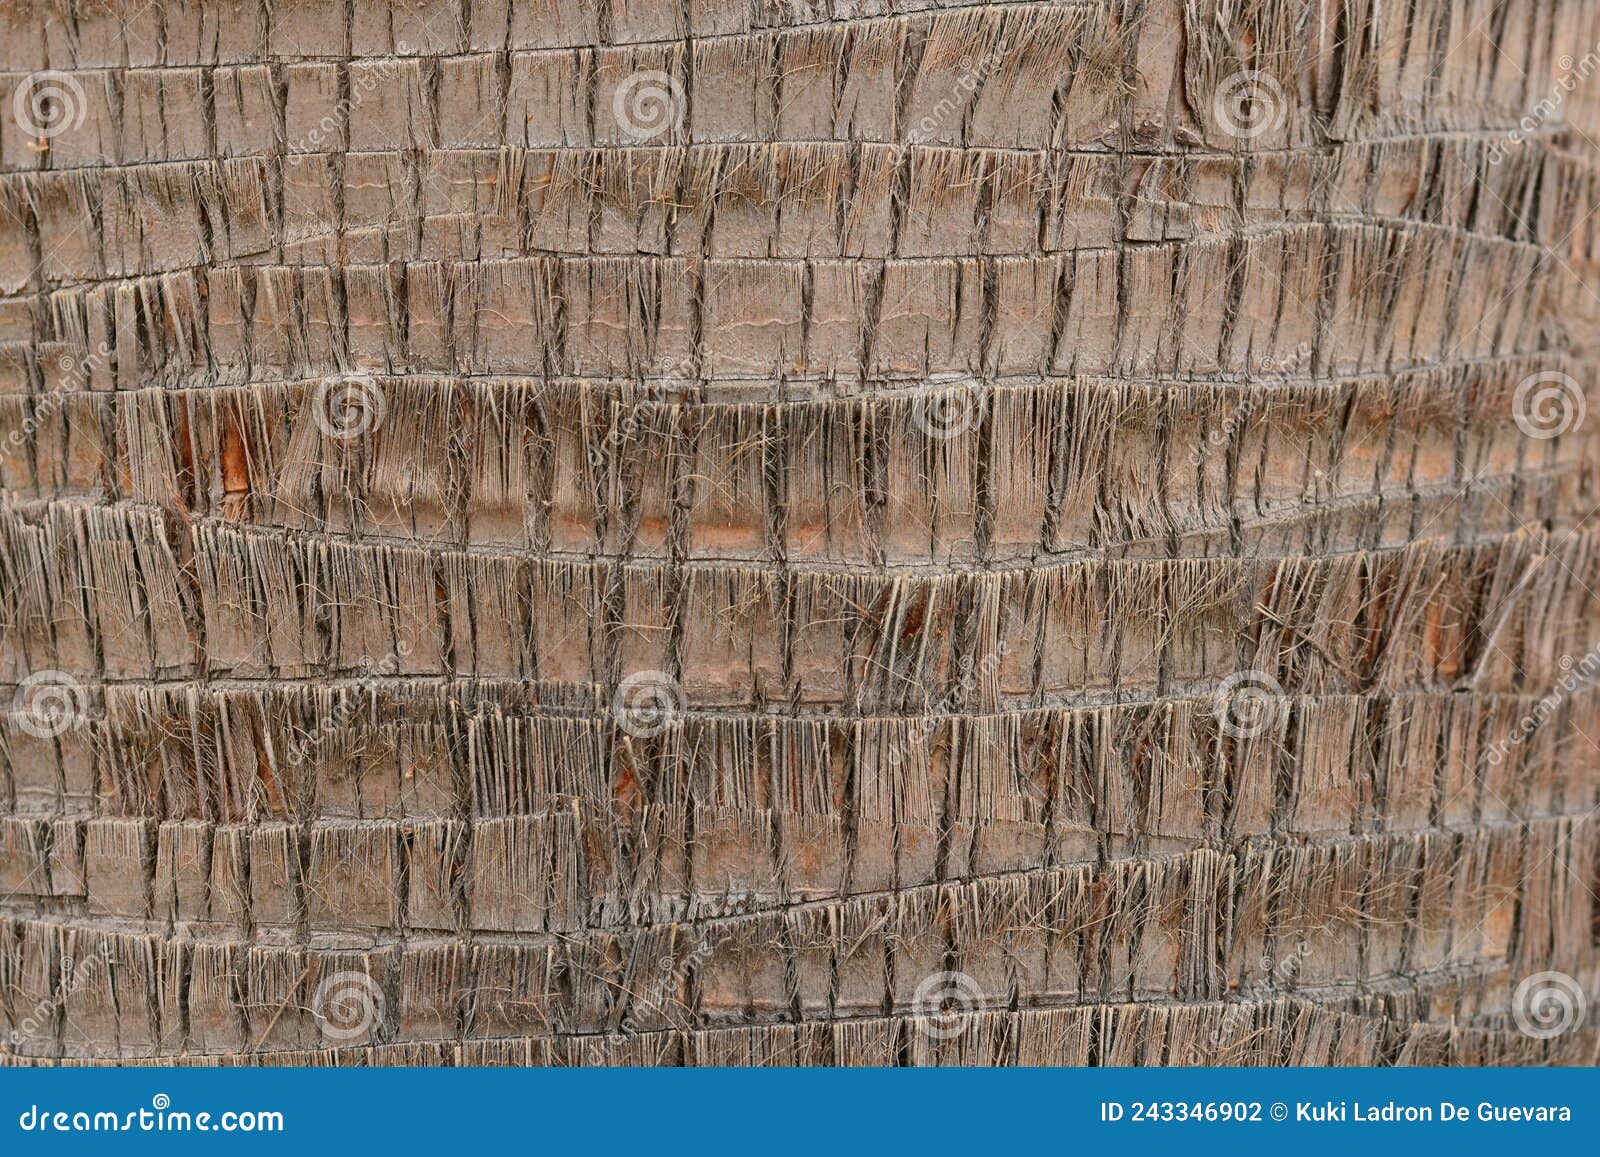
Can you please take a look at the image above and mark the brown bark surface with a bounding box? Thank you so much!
[2,0,1599,1065]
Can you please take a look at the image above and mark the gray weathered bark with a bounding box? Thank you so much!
[1,0,1598,1065]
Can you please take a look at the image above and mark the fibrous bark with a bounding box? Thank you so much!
[1,0,1599,1065]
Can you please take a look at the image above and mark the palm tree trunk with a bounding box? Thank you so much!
[1,0,1597,1065]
